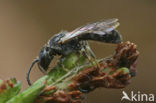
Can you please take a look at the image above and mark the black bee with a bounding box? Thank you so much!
[27,18,122,85]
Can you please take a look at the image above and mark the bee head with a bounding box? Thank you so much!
[38,46,54,72]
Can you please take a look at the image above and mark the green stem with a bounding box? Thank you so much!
[6,52,88,103]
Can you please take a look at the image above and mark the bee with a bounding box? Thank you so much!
[27,18,122,85]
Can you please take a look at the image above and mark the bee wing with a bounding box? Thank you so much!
[59,18,120,44]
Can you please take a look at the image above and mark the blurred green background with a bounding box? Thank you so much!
[0,0,155,103]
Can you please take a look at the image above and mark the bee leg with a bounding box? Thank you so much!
[58,57,70,72]
[81,47,93,64]
[86,45,100,68]
[37,63,48,75]
[84,42,96,58]
[83,41,100,70]
[61,64,70,72]
[81,45,94,67]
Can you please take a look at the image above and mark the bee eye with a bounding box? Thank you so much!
[45,47,49,51]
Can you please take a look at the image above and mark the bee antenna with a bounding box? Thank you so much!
[27,59,39,86]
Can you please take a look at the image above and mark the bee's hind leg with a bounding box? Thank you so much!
[82,41,101,70]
